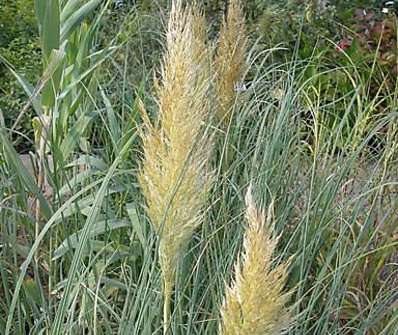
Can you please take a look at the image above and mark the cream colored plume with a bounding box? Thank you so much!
[138,0,211,333]
[214,0,248,123]
[220,187,292,335]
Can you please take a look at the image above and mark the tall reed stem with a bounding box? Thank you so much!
[163,279,172,335]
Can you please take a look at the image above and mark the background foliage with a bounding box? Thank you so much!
[2,0,395,152]
[0,0,41,148]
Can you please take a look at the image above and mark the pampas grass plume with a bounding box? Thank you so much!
[214,0,248,123]
[138,1,211,333]
[220,187,292,335]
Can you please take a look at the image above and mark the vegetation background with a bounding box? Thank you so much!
[0,0,397,334]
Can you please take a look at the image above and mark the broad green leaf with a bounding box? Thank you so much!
[58,170,99,196]
[54,275,130,293]
[34,0,46,29]
[42,44,66,78]
[60,0,102,42]
[42,0,60,59]
[39,44,65,110]
[10,42,64,107]
[0,129,52,220]
[65,155,107,171]
[60,0,82,24]
[22,279,42,306]
[41,0,61,107]
[53,185,124,223]
[58,46,116,100]
[42,62,64,111]
[53,219,131,260]
[60,111,98,160]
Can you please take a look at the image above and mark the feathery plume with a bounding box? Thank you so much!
[220,187,292,335]
[138,1,211,333]
[214,0,248,123]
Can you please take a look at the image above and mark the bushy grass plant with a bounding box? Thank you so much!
[0,1,397,334]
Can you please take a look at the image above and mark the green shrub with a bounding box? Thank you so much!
[0,0,40,149]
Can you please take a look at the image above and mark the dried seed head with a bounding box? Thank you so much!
[214,0,248,123]
[220,187,292,335]
[138,0,212,296]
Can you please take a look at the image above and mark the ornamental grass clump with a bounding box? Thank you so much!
[214,0,248,123]
[220,188,292,335]
[138,1,211,332]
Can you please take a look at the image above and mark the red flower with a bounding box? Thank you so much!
[336,38,353,52]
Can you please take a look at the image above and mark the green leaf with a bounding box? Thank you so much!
[53,185,124,223]
[60,0,83,24]
[41,34,63,108]
[53,219,131,260]
[34,0,46,29]
[60,0,102,42]
[22,279,42,306]
[65,155,108,171]
[101,88,121,152]
[58,170,99,196]
[4,176,108,335]
[0,54,42,115]
[60,111,98,160]
[42,0,60,59]
[126,203,146,249]
[0,129,52,220]
[50,132,137,334]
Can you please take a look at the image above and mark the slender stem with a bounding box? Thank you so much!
[34,131,45,265]
[163,279,172,335]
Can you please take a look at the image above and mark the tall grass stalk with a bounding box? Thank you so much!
[138,1,212,333]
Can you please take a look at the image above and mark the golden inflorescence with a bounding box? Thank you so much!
[220,188,292,335]
[214,0,248,123]
[138,0,212,331]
